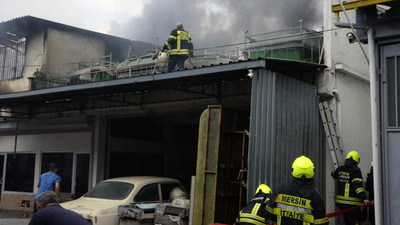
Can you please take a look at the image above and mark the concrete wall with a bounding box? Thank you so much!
[322,0,373,221]
[323,0,369,76]
[46,28,105,78]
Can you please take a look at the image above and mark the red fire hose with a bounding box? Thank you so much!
[326,200,374,218]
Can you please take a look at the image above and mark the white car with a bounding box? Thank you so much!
[61,176,187,225]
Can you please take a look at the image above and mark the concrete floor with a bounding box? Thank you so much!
[0,218,31,225]
[0,209,32,225]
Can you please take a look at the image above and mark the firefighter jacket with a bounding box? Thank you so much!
[332,158,367,206]
[163,28,194,57]
[236,192,272,225]
[265,178,329,225]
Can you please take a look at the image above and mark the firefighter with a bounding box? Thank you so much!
[365,162,374,224]
[236,184,273,225]
[265,156,329,225]
[162,22,194,71]
[332,151,370,225]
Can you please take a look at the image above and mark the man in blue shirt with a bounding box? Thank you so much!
[33,163,61,213]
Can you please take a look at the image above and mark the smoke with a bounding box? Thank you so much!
[108,0,323,50]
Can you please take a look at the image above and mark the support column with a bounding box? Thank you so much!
[92,115,107,186]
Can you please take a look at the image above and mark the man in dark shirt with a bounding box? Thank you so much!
[29,191,91,225]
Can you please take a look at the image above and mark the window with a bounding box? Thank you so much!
[84,181,134,200]
[41,153,73,193]
[0,36,25,81]
[4,153,35,192]
[134,183,159,202]
[161,183,186,201]
[75,154,90,198]
[386,56,400,127]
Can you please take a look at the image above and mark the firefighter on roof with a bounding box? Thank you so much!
[266,156,329,224]
[236,184,273,225]
[332,150,370,225]
[162,22,194,71]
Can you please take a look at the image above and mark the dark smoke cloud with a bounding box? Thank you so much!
[109,0,323,50]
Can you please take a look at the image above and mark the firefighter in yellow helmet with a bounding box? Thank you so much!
[236,184,273,225]
[265,156,328,224]
[332,150,370,225]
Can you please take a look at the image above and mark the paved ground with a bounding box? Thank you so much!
[0,218,31,225]
[0,209,32,225]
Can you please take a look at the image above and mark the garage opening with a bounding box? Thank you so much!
[107,111,202,191]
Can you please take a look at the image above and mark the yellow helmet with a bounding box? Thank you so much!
[346,151,360,164]
[292,156,314,179]
[255,184,272,195]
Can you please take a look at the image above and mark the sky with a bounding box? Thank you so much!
[0,0,324,49]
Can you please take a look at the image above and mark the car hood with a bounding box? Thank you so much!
[61,197,126,216]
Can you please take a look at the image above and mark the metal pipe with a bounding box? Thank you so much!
[367,28,382,225]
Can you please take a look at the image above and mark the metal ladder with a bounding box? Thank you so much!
[318,101,344,168]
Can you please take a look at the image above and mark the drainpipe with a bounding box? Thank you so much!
[367,29,382,225]
[332,13,382,225]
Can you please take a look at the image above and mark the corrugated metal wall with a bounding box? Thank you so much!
[247,68,325,201]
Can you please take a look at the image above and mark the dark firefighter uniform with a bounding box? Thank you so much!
[163,23,194,71]
[332,151,368,225]
[236,184,273,225]
[265,156,329,225]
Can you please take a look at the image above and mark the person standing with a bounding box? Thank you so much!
[265,156,328,225]
[29,191,91,225]
[366,162,374,224]
[332,151,370,225]
[236,184,273,225]
[162,22,194,71]
[33,163,61,213]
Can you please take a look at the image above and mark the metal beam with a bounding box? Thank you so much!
[0,60,266,101]
[332,0,396,13]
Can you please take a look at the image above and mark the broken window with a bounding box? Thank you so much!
[0,32,25,81]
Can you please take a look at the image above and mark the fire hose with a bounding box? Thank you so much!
[326,200,374,218]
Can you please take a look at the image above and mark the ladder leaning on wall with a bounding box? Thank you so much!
[318,101,344,169]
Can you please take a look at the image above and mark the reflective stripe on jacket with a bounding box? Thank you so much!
[265,178,329,225]
[164,29,193,56]
[332,159,367,206]
[236,195,270,225]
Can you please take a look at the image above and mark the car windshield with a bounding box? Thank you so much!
[84,181,134,200]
